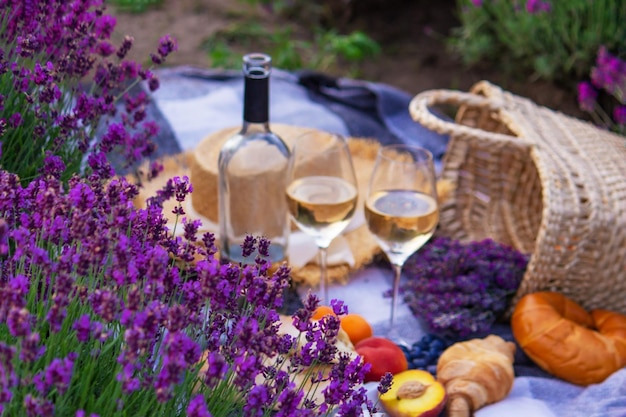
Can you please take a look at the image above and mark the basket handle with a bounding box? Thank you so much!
[409,89,518,143]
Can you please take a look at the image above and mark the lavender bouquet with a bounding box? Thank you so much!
[402,237,529,338]
[0,1,384,416]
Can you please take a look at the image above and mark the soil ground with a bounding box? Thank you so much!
[109,0,583,118]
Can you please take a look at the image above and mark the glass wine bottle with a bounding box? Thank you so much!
[218,53,291,264]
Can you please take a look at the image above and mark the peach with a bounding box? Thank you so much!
[379,369,446,417]
[354,336,408,382]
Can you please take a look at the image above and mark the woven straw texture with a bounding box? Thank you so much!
[409,81,626,314]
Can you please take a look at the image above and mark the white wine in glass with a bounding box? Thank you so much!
[286,131,358,302]
[365,144,439,340]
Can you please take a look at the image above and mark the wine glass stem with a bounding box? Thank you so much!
[390,262,403,329]
[318,246,329,303]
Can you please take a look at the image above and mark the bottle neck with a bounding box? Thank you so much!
[243,75,269,124]
[240,120,270,136]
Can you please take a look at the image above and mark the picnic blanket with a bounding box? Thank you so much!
[132,65,449,170]
[134,65,626,417]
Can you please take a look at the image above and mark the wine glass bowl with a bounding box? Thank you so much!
[365,189,439,265]
[286,176,357,243]
[286,130,359,302]
[364,144,439,340]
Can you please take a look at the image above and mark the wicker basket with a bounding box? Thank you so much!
[409,81,626,314]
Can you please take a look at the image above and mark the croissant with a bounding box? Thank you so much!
[436,335,516,417]
[511,291,626,385]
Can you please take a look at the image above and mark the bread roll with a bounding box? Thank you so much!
[511,291,626,385]
[436,335,515,417]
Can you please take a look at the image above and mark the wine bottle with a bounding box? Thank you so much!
[217,53,290,264]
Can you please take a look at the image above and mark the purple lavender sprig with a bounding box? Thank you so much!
[402,237,529,338]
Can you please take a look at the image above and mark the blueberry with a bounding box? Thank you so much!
[418,340,430,349]
[430,339,445,351]
[409,346,423,356]
[428,346,442,357]
[411,358,428,369]
[423,352,438,364]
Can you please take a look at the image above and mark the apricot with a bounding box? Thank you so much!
[355,336,408,382]
[311,308,373,346]
[312,305,336,321]
[379,369,446,417]
[340,313,373,345]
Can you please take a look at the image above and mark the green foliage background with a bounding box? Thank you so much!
[449,0,626,85]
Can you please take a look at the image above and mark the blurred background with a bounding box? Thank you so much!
[109,0,626,134]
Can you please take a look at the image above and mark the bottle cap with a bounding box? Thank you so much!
[243,53,271,79]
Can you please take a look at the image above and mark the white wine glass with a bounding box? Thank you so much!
[286,131,359,303]
[365,144,439,340]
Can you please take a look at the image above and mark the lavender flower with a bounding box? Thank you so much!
[0,218,8,256]
[241,235,258,258]
[33,355,75,396]
[157,34,178,59]
[591,46,626,102]
[7,306,31,337]
[23,394,54,417]
[578,81,599,112]
[525,0,551,14]
[187,394,213,417]
[377,372,393,395]
[614,106,626,125]
[19,332,45,363]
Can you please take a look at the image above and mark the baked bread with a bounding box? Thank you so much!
[511,291,626,385]
[436,334,516,417]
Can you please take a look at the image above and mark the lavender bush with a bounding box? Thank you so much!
[0,169,380,416]
[402,237,528,338]
[0,1,385,415]
[0,0,173,184]
[450,0,625,82]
